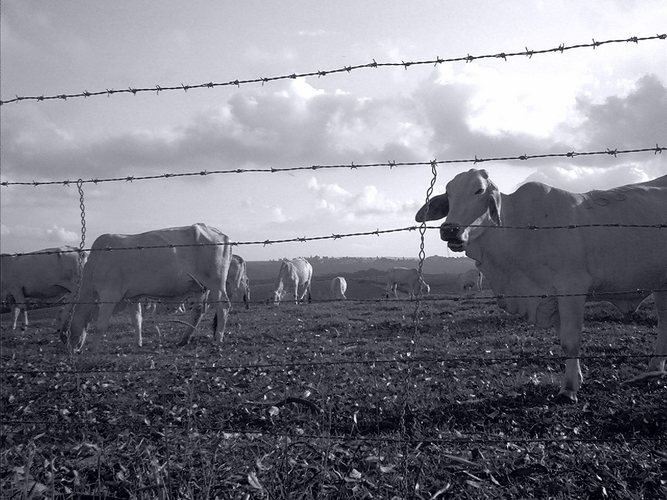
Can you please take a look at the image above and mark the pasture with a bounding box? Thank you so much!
[1,293,665,499]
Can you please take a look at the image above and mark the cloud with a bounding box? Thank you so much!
[524,163,664,192]
[2,71,664,197]
[1,223,79,253]
[46,225,79,243]
[308,177,419,219]
[567,74,667,149]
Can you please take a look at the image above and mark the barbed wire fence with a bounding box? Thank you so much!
[1,34,664,106]
[2,33,666,497]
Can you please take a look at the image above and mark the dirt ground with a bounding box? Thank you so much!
[1,296,665,498]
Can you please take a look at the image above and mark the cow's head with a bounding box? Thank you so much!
[54,301,88,352]
[415,169,501,252]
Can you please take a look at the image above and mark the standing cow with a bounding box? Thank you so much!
[416,168,667,402]
[272,258,313,304]
[228,254,251,309]
[1,246,85,330]
[330,276,348,300]
[56,223,233,351]
[458,269,483,295]
[384,267,430,300]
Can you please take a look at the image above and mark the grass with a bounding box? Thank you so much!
[1,296,665,499]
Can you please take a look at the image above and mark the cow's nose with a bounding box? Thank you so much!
[440,223,461,241]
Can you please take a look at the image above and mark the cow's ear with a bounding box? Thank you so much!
[415,193,449,222]
[487,181,502,226]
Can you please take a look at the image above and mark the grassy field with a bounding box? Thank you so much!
[1,294,665,499]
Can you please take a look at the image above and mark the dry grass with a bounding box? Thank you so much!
[1,297,665,498]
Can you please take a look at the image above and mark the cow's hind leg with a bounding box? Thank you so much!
[209,288,230,343]
[625,291,667,384]
[556,295,586,403]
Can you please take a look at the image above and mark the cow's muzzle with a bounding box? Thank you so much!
[440,223,466,252]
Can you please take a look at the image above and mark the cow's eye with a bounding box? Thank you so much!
[474,188,484,195]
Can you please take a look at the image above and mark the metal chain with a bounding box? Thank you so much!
[61,179,87,349]
[401,160,438,495]
[412,160,439,332]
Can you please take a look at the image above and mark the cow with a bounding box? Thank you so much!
[330,276,348,300]
[272,257,313,304]
[458,269,483,295]
[228,254,250,309]
[384,267,430,300]
[56,223,233,351]
[415,168,667,402]
[1,246,85,331]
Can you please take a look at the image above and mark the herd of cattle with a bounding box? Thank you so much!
[2,169,666,401]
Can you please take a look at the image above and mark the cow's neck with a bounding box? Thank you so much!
[464,193,512,279]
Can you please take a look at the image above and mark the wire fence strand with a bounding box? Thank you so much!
[3,220,665,258]
[1,34,664,106]
[1,145,663,187]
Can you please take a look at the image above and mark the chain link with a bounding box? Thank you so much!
[61,179,87,349]
[412,160,439,331]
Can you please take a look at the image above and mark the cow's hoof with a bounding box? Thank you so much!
[555,390,578,404]
[622,370,666,385]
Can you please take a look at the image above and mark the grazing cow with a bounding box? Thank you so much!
[56,223,232,351]
[416,168,667,402]
[1,246,85,331]
[272,258,313,304]
[330,276,348,300]
[458,269,483,295]
[385,267,430,300]
[228,254,250,309]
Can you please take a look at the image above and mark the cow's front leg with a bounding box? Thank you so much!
[129,302,143,347]
[648,291,667,374]
[556,295,586,403]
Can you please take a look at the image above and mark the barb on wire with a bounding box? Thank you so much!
[18,286,667,312]
[1,146,663,187]
[3,220,665,259]
[1,34,664,106]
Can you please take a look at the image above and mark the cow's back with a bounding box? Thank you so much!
[86,223,230,298]
[1,246,81,298]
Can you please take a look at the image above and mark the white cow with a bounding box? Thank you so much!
[458,269,483,295]
[1,246,85,330]
[330,276,348,300]
[272,258,313,304]
[56,223,233,351]
[416,168,667,402]
[228,254,250,309]
[385,267,430,300]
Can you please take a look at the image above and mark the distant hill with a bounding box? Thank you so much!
[246,256,477,301]
[247,256,475,282]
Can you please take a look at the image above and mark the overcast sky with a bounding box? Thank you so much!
[1,1,665,260]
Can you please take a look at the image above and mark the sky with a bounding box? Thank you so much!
[1,1,666,260]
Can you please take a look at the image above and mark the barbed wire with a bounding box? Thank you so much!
[3,220,665,258]
[1,146,663,187]
[1,34,664,106]
[3,286,664,311]
[0,418,663,447]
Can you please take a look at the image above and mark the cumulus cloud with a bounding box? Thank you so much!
[1,223,79,253]
[566,74,667,150]
[2,70,664,196]
[308,176,419,219]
